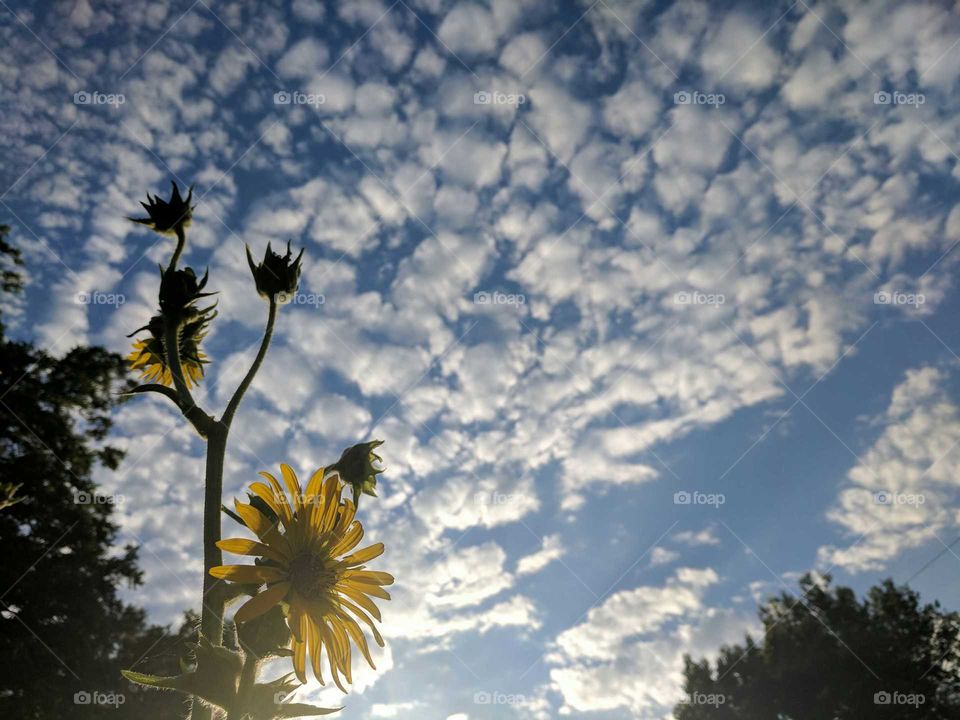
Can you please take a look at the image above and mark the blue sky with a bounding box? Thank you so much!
[3,0,960,717]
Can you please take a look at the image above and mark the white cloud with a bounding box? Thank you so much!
[438,3,499,58]
[517,534,565,575]
[819,366,960,572]
[547,568,756,716]
[277,38,330,78]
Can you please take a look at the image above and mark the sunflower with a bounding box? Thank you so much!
[127,337,206,388]
[211,465,394,691]
[127,314,210,389]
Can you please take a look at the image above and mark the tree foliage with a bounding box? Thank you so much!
[0,225,193,718]
[676,573,960,719]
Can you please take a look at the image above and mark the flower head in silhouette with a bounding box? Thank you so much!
[129,181,194,236]
[246,241,304,302]
[328,441,384,508]
[211,465,393,690]
[127,313,212,388]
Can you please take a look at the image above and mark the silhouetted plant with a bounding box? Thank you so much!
[122,184,394,719]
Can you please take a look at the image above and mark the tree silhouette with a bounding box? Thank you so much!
[676,573,960,719]
[0,224,193,718]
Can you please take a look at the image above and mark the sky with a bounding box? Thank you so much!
[2,0,960,718]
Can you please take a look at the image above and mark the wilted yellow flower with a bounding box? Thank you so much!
[127,314,209,388]
[211,465,393,690]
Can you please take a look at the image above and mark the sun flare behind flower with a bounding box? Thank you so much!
[211,465,394,691]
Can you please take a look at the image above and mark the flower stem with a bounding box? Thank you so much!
[169,225,186,271]
[165,319,195,408]
[227,653,261,719]
[222,297,277,428]
[191,300,277,719]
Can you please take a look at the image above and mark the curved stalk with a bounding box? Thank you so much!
[222,297,277,429]
[164,319,196,409]
[169,225,186,271]
[125,384,212,436]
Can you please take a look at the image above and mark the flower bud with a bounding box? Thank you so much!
[128,181,194,236]
[328,440,384,507]
[246,241,304,303]
[159,266,215,320]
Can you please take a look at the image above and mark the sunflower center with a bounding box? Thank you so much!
[288,551,338,600]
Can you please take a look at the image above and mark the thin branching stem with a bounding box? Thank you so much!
[222,297,278,429]
[169,225,186,271]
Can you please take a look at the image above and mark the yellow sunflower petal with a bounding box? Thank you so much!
[308,618,326,685]
[233,500,285,548]
[342,542,384,566]
[339,596,385,647]
[331,522,364,557]
[344,569,394,586]
[257,472,293,526]
[335,608,376,669]
[293,636,307,684]
[331,619,353,684]
[209,564,284,584]
[338,583,383,621]
[280,463,303,513]
[234,581,290,624]
[304,467,325,508]
[216,537,287,563]
[318,621,347,692]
